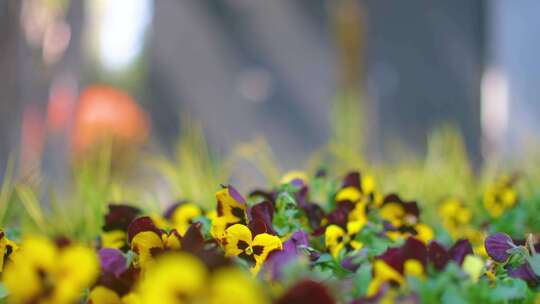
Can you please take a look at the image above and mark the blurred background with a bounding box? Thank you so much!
[0,0,539,185]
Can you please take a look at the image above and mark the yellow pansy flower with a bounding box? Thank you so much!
[101,230,127,250]
[216,186,248,224]
[379,202,407,228]
[336,186,363,203]
[170,203,202,235]
[483,176,518,218]
[223,224,282,274]
[0,230,17,272]
[137,253,207,304]
[4,236,98,304]
[325,221,364,258]
[438,198,471,239]
[209,267,269,304]
[88,286,123,304]
[386,223,434,244]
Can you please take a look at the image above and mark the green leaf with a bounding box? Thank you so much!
[527,254,540,277]
[490,278,528,302]
[352,264,372,298]
[0,283,7,299]
[441,286,467,304]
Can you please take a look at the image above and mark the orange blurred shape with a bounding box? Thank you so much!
[20,104,46,168]
[72,85,150,154]
[47,79,76,133]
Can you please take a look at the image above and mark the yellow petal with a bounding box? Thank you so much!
[404,259,424,278]
[138,253,207,304]
[462,255,484,282]
[54,245,99,303]
[4,236,57,303]
[209,267,268,304]
[131,231,164,268]
[216,188,247,224]
[361,175,376,194]
[372,259,405,286]
[347,220,365,235]
[224,224,253,257]
[379,203,405,227]
[349,201,368,224]
[162,231,182,250]
[325,225,346,258]
[101,230,127,250]
[89,286,122,304]
[211,216,230,241]
[414,223,434,244]
[336,187,362,202]
[172,203,201,235]
[251,233,283,270]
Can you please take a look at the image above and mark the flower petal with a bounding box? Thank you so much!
[506,262,540,286]
[223,224,253,257]
[127,217,162,244]
[449,239,473,265]
[249,201,276,235]
[252,233,283,266]
[103,205,141,232]
[181,222,205,253]
[428,241,449,271]
[485,232,514,262]
[275,279,334,304]
[325,225,346,258]
[216,186,248,224]
[99,248,127,277]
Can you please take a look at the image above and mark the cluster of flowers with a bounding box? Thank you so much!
[0,171,538,303]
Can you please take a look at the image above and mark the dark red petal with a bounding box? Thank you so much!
[250,201,276,235]
[103,204,141,232]
[181,222,204,253]
[275,279,335,304]
[383,194,403,205]
[303,203,326,230]
[327,202,355,228]
[485,233,514,262]
[248,218,269,236]
[382,194,419,217]
[95,266,140,296]
[402,202,420,217]
[402,237,428,266]
[127,216,162,243]
[428,241,450,271]
[449,239,473,265]
[378,248,404,273]
[342,172,361,189]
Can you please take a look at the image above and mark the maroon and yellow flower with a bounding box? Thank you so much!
[483,176,518,218]
[100,204,141,251]
[325,221,364,258]
[222,223,282,274]
[211,186,248,240]
[128,217,203,269]
[4,236,98,304]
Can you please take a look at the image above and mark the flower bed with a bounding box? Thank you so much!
[1,169,539,304]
